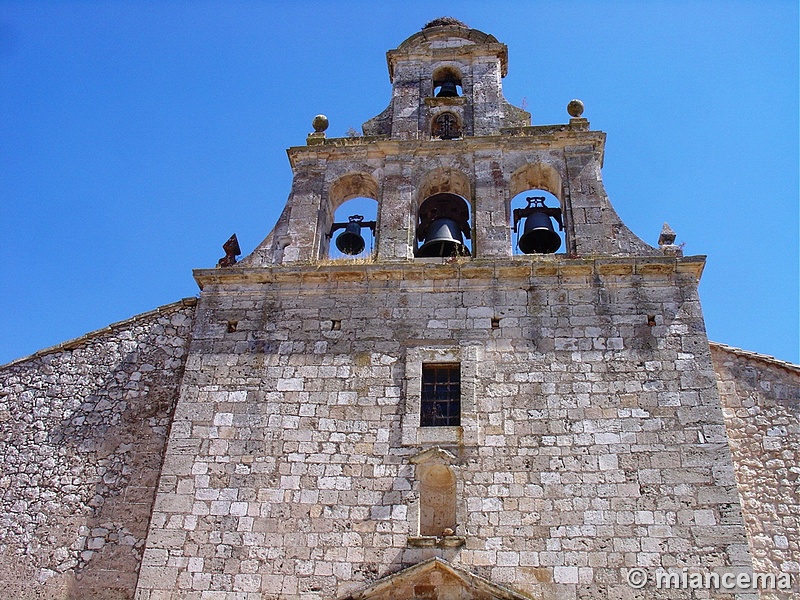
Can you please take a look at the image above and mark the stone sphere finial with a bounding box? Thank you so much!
[567,99,585,118]
[312,114,329,133]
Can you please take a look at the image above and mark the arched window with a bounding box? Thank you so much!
[415,193,471,257]
[432,112,461,140]
[415,168,472,258]
[322,173,379,260]
[508,163,567,255]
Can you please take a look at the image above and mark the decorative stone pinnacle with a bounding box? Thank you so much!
[658,222,682,256]
[658,222,676,246]
[312,114,329,133]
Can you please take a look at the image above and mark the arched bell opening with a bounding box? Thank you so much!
[326,196,378,260]
[511,189,565,255]
[415,193,472,258]
[431,66,463,98]
[321,173,379,261]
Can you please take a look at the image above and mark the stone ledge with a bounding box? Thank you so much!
[287,128,607,167]
[407,535,466,548]
[424,96,468,107]
[195,256,706,289]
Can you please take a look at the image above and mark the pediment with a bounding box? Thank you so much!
[339,557,532,600]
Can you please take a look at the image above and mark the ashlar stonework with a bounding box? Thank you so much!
[1,19,797,600]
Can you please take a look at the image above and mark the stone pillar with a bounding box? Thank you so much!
[376,157,415,260]
[471,58,503,136]
[473,150,511,258]
[390,62,423,141]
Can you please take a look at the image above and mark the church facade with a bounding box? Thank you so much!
[1,19,798,600]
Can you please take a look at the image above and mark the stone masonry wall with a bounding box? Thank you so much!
[0,299,196,600]
[712,344,800,600]
[136,258,752,600]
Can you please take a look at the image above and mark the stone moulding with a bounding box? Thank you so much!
[407,535,466,547]
[193,255,706,290]
[710,341,800,375]
[289,128,608,166]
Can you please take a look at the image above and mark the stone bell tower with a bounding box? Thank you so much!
[135,18,754,600]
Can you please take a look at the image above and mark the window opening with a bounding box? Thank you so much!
[420,363,461,426]
[432,112,461,140]
[433,80,462,97]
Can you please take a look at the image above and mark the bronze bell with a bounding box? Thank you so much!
[417,218,469,257]
[514,197,564,254]
[435,80,459,97]
[335,215,367,255]
[518,211,561,254]
[416,193,471,257]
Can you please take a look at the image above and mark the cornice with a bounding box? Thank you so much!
[287,127,606,169]
[193,255,706,290]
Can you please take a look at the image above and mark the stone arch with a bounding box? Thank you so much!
[417,167,471,207]
[327,172,379,212]
[509,162,567,255]
[418,463,457,536]
[415,168,473,256]
[431,64,464,82]
[509,161,563,201]
[320,172,380,259]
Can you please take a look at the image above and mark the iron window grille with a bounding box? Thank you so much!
[420,363,461,427]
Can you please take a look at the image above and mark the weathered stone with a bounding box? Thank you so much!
[0,300,195,599]
[2,19,798,600]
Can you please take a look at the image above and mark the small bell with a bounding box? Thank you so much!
[335,215,367,255]
[435,79,459,98]
[514,197,564,255]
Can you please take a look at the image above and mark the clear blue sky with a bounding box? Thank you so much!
[1,1,797,365]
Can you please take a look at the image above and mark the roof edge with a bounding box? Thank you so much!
[709,341,800,374]
[1,297,198,369]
